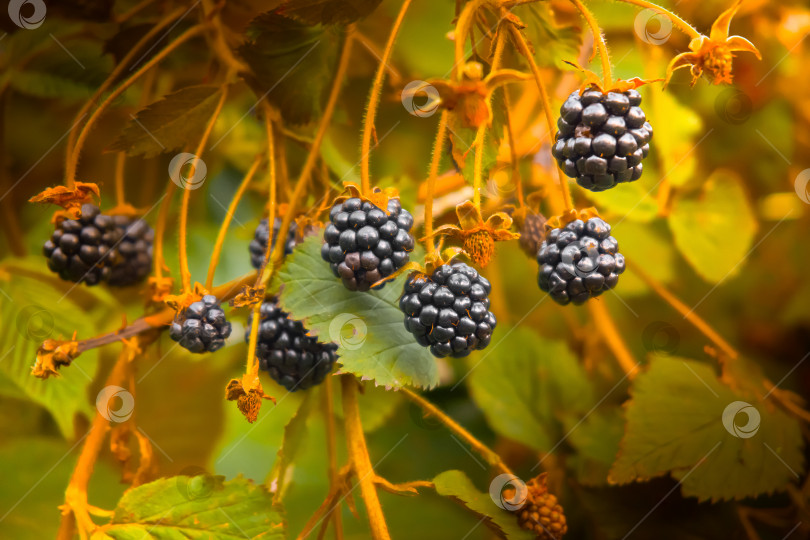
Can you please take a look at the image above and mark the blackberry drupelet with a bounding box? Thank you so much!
[107,215,154,287]
[42,203,119,285]
[536,217,625,305]
[551,88,653,192]
[321,197,415,291]
[247,300,338,391]
[400,262,497,358]
[516,477,568,539]
[170,295,232,353]
[249,218,297,270]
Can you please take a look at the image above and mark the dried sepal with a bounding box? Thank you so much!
[563,61,662,94]
[230,284,266,308]
[225,378,275,424]
[332,182,401,215]
[147,276,174,304]
[544,207,600,232]
[32,337,80,378]
[163,282,209,312]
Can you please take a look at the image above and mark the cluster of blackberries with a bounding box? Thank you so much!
[249,217,297,270]
[43,204,153,286]
[537,217,625,305]
[170,295,232,353]
[321,197,414,291]
[400,263,497,358]
[247,300,338,391]
[551,88,652,192]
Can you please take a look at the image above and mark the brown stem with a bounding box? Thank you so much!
[587,301,639,377]
[323,376,344,540]
[400,388,511,475]
[341,375,390,540]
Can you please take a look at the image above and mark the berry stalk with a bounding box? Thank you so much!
[587,300,638,377]
[359,1,413,193]
[507,22,574,211]
[453,0,491,81]
[569,0,613,88]
[205,155,262,290]
[179,84,229,292]
[612,0,701,39]
[341,375,391,540]
[424,110,449,252]
[322,375,344,539]
[66,23,205,187]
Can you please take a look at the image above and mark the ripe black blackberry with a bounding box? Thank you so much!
[170,295,232,353]
[400,262,497,358]
[42,204,119,285]
[321,197,415,291]
[107,216,154,287]
[536,217,625,305]
[247,300,338,391]
[249,218,297,270]
[551,88,653,192]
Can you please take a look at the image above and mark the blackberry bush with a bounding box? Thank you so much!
[400,262,496,358]
[247,299,338,391]
[107,215,154,287]
[321,197,415,291]
[551,88,653,192]
[537,217,625,305]
[42,204,118,285]
[249,217,297,270]
[170,295,232,353]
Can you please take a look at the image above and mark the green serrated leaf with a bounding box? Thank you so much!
[609,356,804,501]
[272,235,437,389]
[514,3,582,69]
[108,85,225,158]
[0,260,120,437]
[8,39,113,100]
[467,326,594,453]
[433,470,534,539]
[95,475,285,539]
[581,175,659,223]
[277,0,383,25]
[669,169,758,283]
[239,13,340,125]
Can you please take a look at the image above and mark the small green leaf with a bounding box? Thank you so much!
[609,356,804,501]
[239,14,341,125]
[108,85,225,158]
[96,475,285,539]
[467,326,594,453]
[669,169,758,283]
[433,470,533,539]
[272,235,437,389]
[277,0,383,25]
[0,260,120,437]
